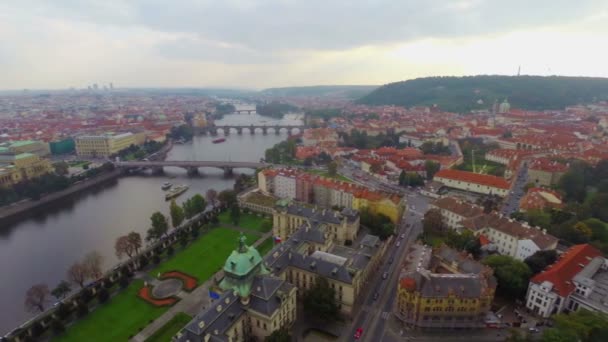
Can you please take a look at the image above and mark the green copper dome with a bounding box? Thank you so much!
[219,234,269,298]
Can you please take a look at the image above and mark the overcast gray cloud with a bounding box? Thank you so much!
[1,0,607,89]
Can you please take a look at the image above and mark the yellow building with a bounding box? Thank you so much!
[266,210,388,316]
[75,132,140,157]
[272,203,360,244]
[397,244,496,328]
[0,152,53,187]
[352,191,405,223]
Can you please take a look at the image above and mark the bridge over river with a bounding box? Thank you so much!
[115,160,268,175]
[197,124,307,136]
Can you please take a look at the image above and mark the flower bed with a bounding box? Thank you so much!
[160,271,198,292]
[138,286,178,307]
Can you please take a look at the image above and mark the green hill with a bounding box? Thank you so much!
[357,75,608,113]
[261,85,377,99]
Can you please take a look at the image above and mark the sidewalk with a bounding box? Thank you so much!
[130,230,271,342]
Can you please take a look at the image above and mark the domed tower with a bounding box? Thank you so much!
[499,99,511,114]
[219,234,269,304]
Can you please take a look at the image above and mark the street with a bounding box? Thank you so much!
[500,163,529,216]
[340,186,429,342]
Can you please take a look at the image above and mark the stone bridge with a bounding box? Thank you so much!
[197,124,307,136]
[115,160,268,176]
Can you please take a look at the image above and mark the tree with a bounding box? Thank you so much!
[53,161,69,176]
[559,167,587,202]
[127,231,142,255]
[328,161,338,176]
[191,194,207,214]
[25,284,50,313]
[218,190,237,208]
[265,327,291,342]
[483,255,532,298]
[303,277,339,321]
[115,235,134,260]
[573,222,592,241]
[399,170,407,186]
[541,309,608,342]
[206,189,218,208]
[423,208,444,235]
[230,204,241,225]
[170,199,185,228]
[67,262,88,288]
[51,281,71,300]
[83,251,104,280]
[147,211,169,242]
[360,209,394,240]
[425,160,440,180]
[524,250,557,274]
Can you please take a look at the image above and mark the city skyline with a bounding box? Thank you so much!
[1,0,608,90]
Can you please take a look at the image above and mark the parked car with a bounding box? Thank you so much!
[382,272,388,280]
[373,292,379,300]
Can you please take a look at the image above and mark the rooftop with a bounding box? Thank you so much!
[434,169,511,190]
[531,244,602,297]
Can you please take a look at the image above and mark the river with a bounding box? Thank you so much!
[0,112,302,334]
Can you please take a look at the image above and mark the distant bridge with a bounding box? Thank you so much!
[233,109,256,114]
[197,124,307,136]
[116,160,267,175]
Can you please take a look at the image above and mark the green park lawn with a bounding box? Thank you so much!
[54,280,168,342]
[145,312,192,342]
[149,228,259,280]
[257,237,275,256]
[56,228,261,342]
[218,211,272,233]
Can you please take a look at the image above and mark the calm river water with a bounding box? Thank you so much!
[0,112,302,334]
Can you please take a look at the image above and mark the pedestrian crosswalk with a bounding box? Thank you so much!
[381,311,391,319]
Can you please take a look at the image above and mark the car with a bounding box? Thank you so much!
[382,272,388,279]
[373,292,379,300]
[389,257,394,264]
[354,328,363,339]
[529,328,540,333]
[396,241,401,247]
[400,233,405,239]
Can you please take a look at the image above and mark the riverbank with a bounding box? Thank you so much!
[0,169,123,223]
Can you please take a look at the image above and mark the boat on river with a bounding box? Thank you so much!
[212,138,226,144]
[165,184,188,200]
[161,182,172,190]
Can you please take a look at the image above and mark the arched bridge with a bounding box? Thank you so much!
[197,124,307,136]
[233,109,256,114]
[116,160,267,176]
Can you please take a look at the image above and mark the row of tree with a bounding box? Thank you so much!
[1,162,116,206]
[25,251,106,314]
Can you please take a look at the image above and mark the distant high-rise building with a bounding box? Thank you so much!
[93,83,98,91]
[109,82,114,90]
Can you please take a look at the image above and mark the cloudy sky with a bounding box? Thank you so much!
[1,0,607,90]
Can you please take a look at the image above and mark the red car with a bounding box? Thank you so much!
[354,328,363,340]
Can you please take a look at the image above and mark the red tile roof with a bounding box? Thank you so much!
[434,169,511,190]
[530,244,602,297]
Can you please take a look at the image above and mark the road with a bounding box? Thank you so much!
[500,163,529,216]
[338,186,429,342]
